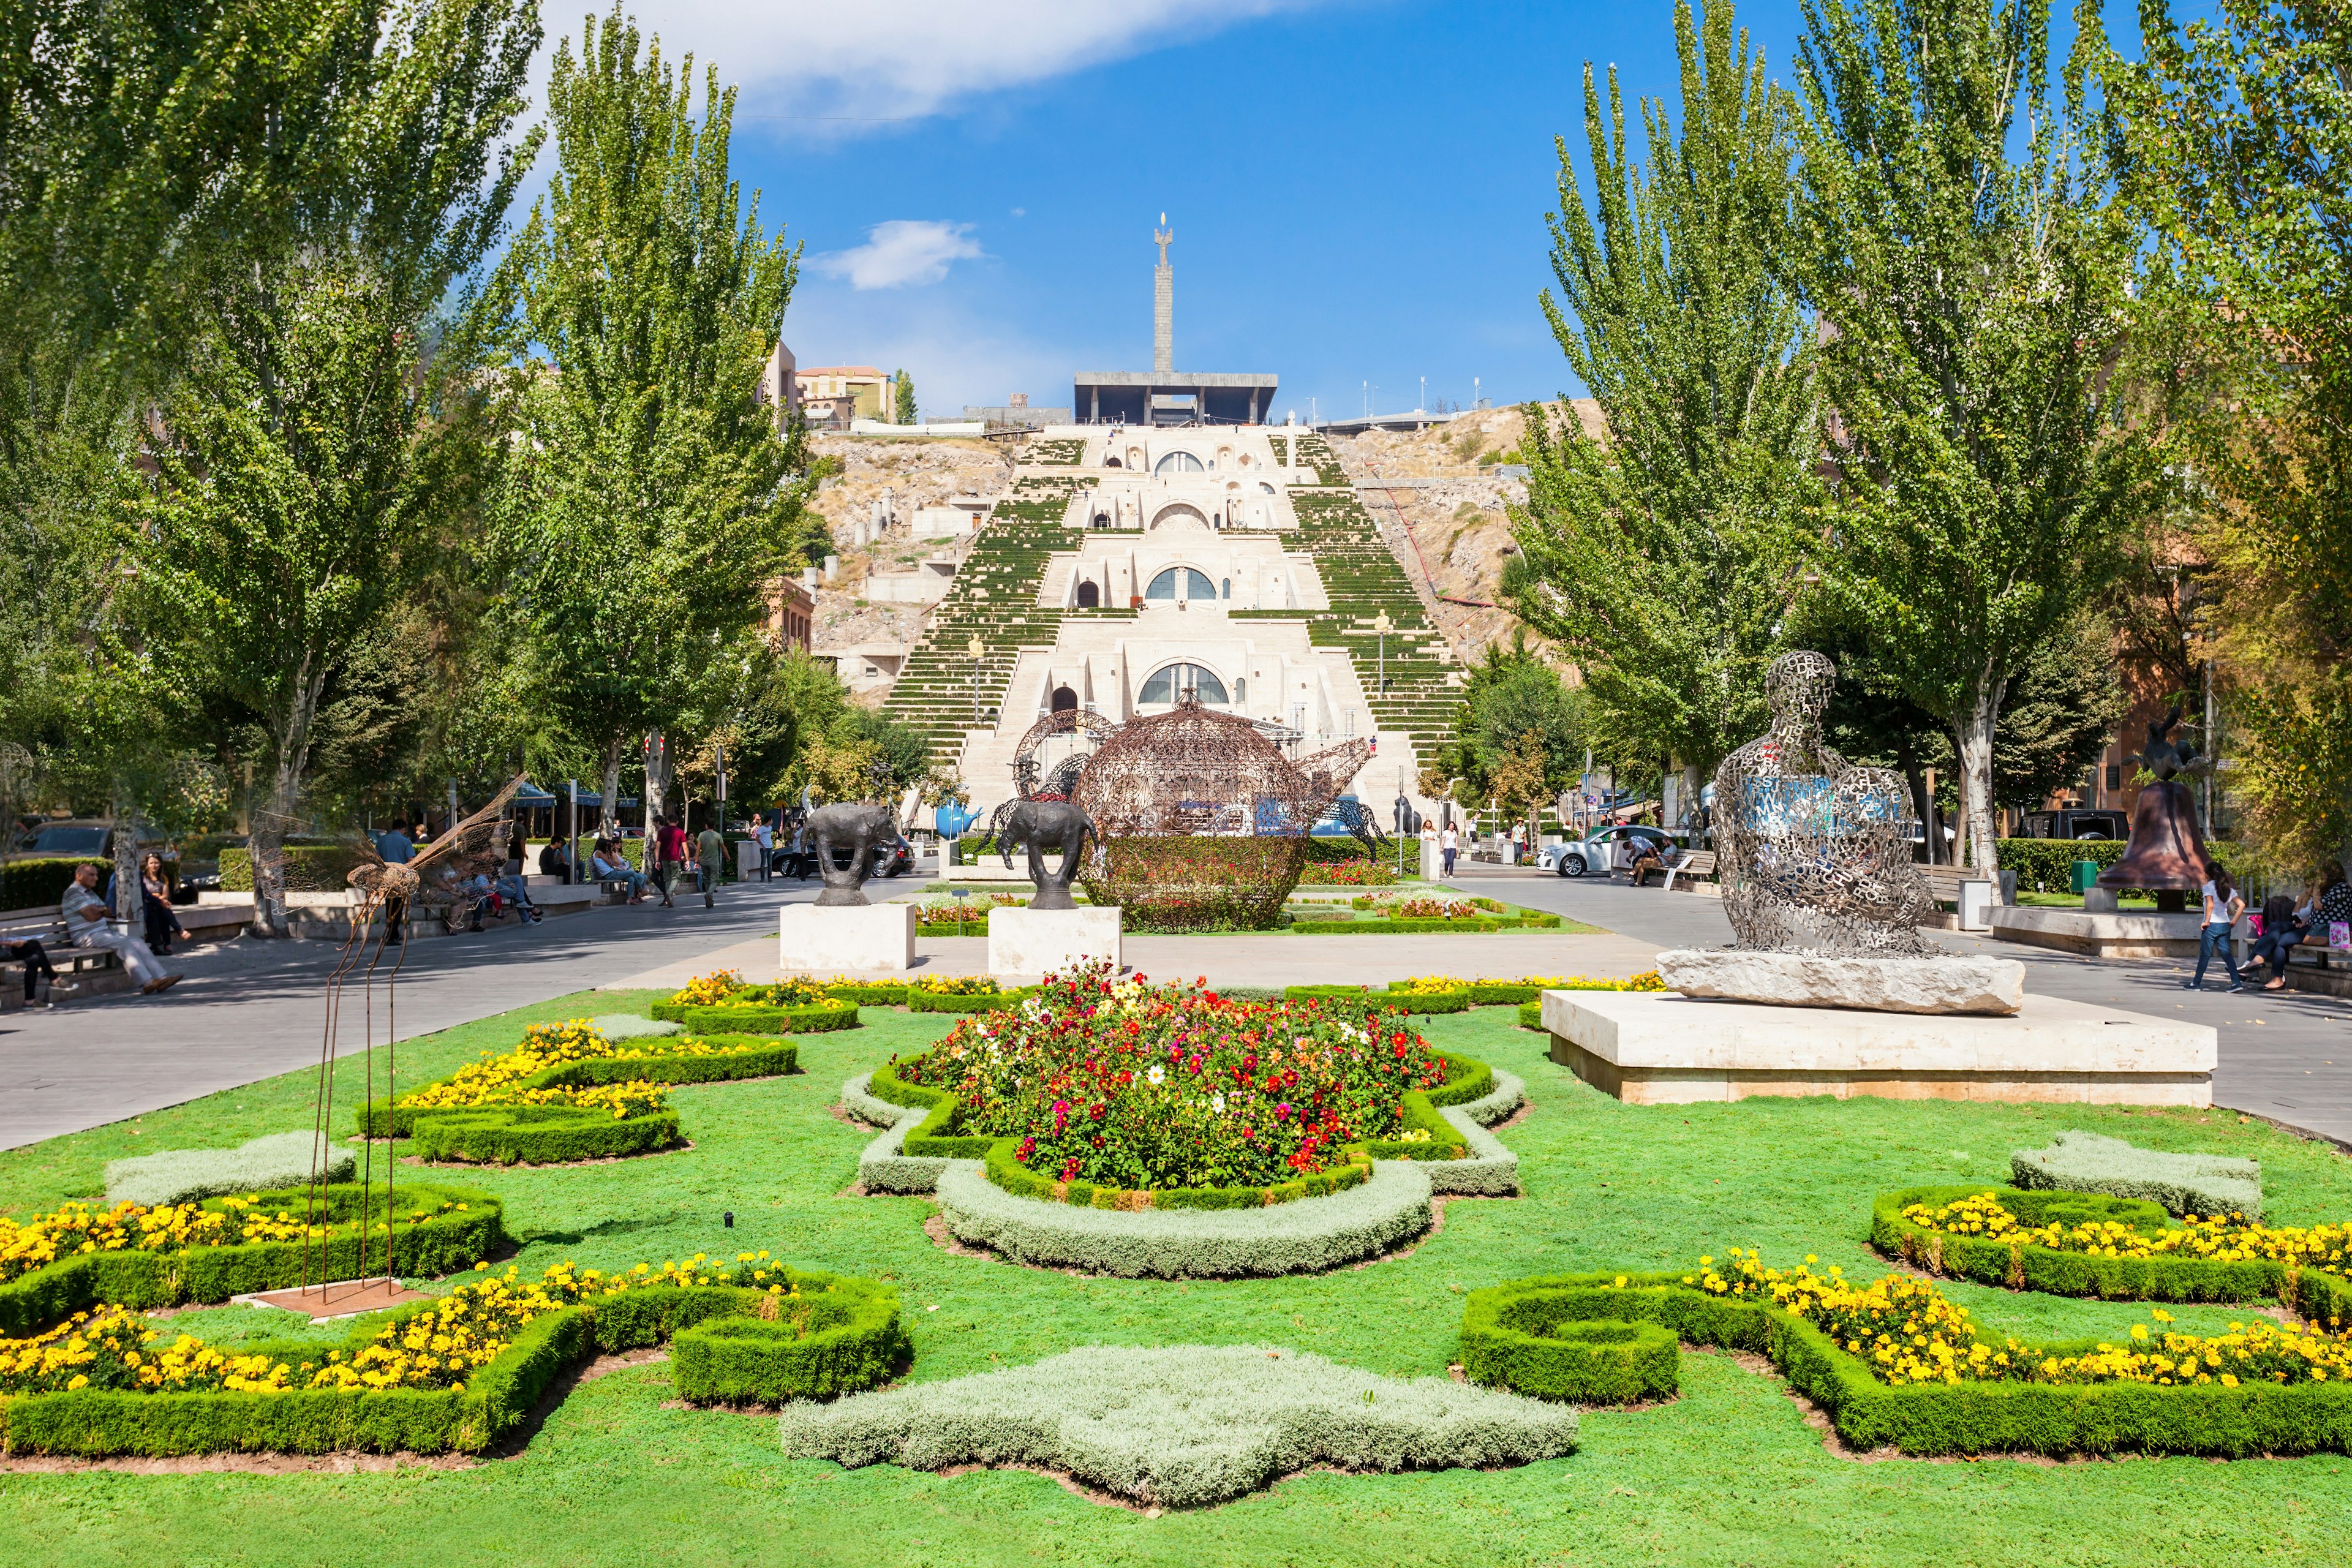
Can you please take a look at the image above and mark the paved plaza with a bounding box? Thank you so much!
[5,864,2348,1152]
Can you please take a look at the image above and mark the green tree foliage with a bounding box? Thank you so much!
[494,4,814,835]
[893,368,917,424]
[2107,1,2352,872]
[1421,636,1587,810]
[1789,0,2154,873]
[1507,1,1815,814]
[135,0,541,932]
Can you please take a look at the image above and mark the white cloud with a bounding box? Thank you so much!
[813,220,986,290]
[622,2,1335,126]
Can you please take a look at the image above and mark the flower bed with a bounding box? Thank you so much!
[1465,1247,2352,1457]
[0,1184,503,1337]
[0,1255,908,1456]
[355,1020,799,1164]
[1294,860,1399,887]
[1286,896,1564,934]
[1875,1185,2351,1307]
[1285,973,1662,1014]
[878,967,1471,1189]
[649,976,862,1035]
[910,892,1028,934]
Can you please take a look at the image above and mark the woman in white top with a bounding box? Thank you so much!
[2182,866,2246,993]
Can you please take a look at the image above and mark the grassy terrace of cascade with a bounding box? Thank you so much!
[4,989,2351,1565]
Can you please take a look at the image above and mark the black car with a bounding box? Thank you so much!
[2019,809,2130,842]
[776,838,913,880]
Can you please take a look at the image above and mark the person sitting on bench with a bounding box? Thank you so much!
[1628,842,1670,886]
[2,935,58,1007]
[61,864,179,993]
[590,839,649,903]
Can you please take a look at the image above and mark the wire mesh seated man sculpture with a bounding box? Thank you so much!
[1713,651,1934,956]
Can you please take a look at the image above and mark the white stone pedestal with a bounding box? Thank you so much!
[1990,907,2206,959]
[987,906,1121,979]
[779,902,916,972]
[1539,988,2214,1107]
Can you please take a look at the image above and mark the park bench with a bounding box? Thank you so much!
[0,903,126,1005]
[1660,850,1716,892]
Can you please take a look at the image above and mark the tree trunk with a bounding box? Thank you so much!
[1891,736,1929,862]
[643,730,669,833]
[1680,761,1705,839]
[111,791,143,922]
[1955,684,2003,875]
[601,740,624,840]
[252,671,325,938]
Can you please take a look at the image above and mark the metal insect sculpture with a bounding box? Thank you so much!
[292,775,524,1311]
[1711,652,1934,957]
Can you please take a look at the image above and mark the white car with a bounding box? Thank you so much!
[1539,824,1676,878]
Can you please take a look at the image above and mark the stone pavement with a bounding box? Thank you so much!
[1469,863,2352,1148]
[0,876,826,1151]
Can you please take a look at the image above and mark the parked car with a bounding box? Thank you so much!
[775,837,911,880]
[2018,809,2129,841]
[12,820,192,895]
[1538,824,1677,878]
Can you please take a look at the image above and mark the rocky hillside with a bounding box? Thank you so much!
[1326,402,1600,663]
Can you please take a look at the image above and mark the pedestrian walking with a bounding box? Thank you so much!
[2183,865,2246,993]
[375,824,415,944]
[752,816,774,881]
[1439,823,1458,879]
[696,823,725,908]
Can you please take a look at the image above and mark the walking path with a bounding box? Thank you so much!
[0,878,821,1150]
[6,860,2350,1153]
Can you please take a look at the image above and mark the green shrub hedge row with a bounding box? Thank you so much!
[353,1037,797,1164]
[981,1140,1371,1210]
[1463,1272,2352,1457]
[0,1268,908,1456]
[219,843,365,892]
[0,1183,503,1338]
[1,857,85,913]
[1287,915,1559,934]
[1874,1185,2351,1319]
[1457,1286,1681,1403]
[1517,1000,1544,1030]
[646,1000,860,1035]
[908,986,1037,1014]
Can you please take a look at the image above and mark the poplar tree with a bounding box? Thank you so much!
[495,5,815,836]
[1507,0,1816,821]
[137,0,541,933]
[2108,2,2352,872]
[1789,0,2152,873]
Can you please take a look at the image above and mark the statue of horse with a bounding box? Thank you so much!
[995,799,1095,911]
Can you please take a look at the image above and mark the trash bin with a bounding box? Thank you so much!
[2070,859,2100,895]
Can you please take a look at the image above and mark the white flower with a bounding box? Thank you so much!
[1147,1065,1164,1086]
[1211,1095,1225,1114]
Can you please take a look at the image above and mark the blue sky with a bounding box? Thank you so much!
[597,1,2147,421]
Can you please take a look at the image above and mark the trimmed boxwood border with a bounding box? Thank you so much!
[1456,1290,1681,1403]
[0,1183,503,1338]
[981,1140,1371,1211]
[646,1000,860,1035]
[1462,1272,2352,1458]
[0,1268,908,1457]
[355,1036,799,1164]
[1287,916,1560,935]
[1874,1184,2352,1321]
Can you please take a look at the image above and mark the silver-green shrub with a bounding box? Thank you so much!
[2010,1130,2261,1221]
[105,1131,352,1207]
[934,1158,1434,1278]
[587,1013,683,1039]
[842,1072,956,1193]
[1431,1069,1523,1196]
[780,1344,1578,1507]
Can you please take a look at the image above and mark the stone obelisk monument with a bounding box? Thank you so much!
[1153,216,1174,374]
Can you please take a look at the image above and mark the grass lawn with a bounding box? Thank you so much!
[2,993,2350,1566]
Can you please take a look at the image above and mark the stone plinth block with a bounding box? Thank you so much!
[988,906,1121,979]
[780,902,916,973]
[1655,949,2025,1016]
[1539,989,2214,1108]
[1990,907,2206,959]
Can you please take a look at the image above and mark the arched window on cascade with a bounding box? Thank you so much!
[1051,685,1077,714]
[1153,450,1205,475]
[1145,567,1218,601]
[1137,663,1230,705]
[1259,481,1276,494]
[1234,676,1247,704]
[1076,579,1099,608]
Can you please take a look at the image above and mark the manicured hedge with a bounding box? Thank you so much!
[981,1139,1371,1210]
[907,986,1036,1014]
[1874,1184,2334,1309]
[0,1267,908,1456]
[646,1000,860,1035]
[1286,984,1473,1014]
[1464,1272,2352,1458]
[355,1036,797,1164]
[1457,1286,1680,1403]
[824,982,910,1006]
[1,857,83,913]
[1517,1000,1543,1030]
[1287,915,1559,935]
[0,1183,503,1338]
[219,843,365,892]
[865,1065,993,1159]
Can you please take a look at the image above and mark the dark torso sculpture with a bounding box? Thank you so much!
[996,799,1095,911]
[1713,652,1933,957]
[803,803,908,907]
